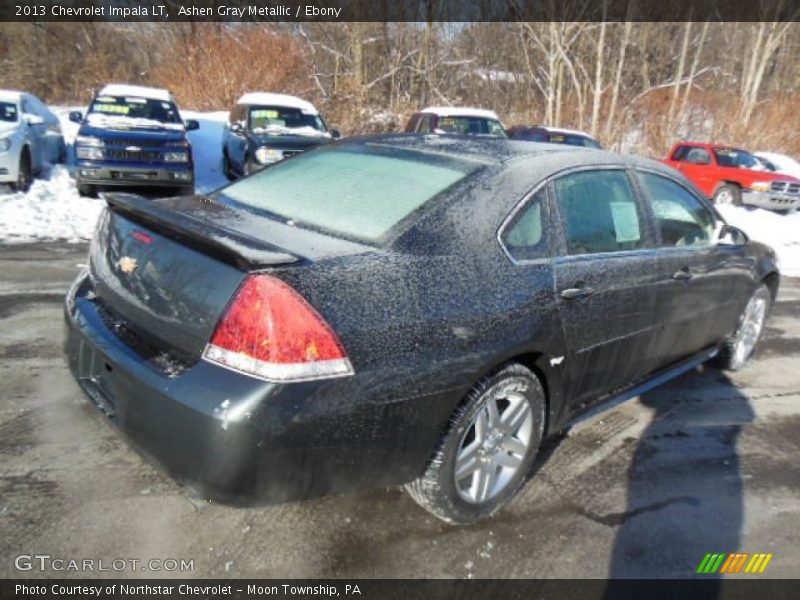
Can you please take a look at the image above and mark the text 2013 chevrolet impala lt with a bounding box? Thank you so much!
[64,136,778,524]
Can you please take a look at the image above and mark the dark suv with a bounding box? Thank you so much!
[221,92,338,179]
[70,84,198,197]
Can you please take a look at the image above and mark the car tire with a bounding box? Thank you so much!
[10,150,32,193]
[405,363,545,525]
[716,283,772,371]
[77,184,97,198]
[713,183,742,206]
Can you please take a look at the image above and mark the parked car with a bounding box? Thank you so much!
[65,136,778,524]
[507,125,602,149]
[755,151,800,179]
[405,107,507,137]
[222,92,338,179]
[69,84,199,197]
[0,90,65,192]
[663,142,800,211]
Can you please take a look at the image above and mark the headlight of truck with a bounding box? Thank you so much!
[76,146,104,160]
[255,147,283,164]
[164,151,189,163]
[75,135,103,147]
[749,181,771,192]
[0,137,10,152]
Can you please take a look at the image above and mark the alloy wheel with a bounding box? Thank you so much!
[454,379,534,504]
[732,293,767,368]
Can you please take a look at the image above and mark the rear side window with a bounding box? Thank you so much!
[554,170,644,255]
[501,189,548,261]
[638,172,715,247]
[217,147,478,242]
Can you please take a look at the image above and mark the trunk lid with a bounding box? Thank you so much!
[89,193,371,361]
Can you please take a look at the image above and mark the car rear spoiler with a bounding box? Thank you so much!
[103,192,302,270]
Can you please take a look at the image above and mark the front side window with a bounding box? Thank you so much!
[0,102,18,123]
[713,147,760,169]
[501,189,548,261]
[554,170,644,255]
[638,172,715,247]
[683,147,712,165]
[216,146,479,242]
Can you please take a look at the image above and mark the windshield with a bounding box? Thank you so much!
[714,147,760,169]
[249,106,326,134]
[88,95,181,124]
[216,146,479,242]
[435,116,507,137]
[0,102,18,123]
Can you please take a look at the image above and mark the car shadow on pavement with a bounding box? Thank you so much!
[605,366,754,587]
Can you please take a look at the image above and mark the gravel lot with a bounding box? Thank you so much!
[1,243,798,579]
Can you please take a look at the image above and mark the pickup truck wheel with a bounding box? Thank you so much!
[77,184,97,198]
[713,184,742,206]
[716,284,771,371]
[10,151,32,193]
[405,363,545,525]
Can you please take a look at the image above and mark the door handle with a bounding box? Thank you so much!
[671,268,693,281]
[560,287,594,300]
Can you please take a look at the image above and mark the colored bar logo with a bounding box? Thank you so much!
[696,553,773,574]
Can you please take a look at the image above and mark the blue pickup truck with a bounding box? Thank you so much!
[70,84,198,197]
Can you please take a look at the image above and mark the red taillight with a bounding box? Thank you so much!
[202,274,353,382]
[132,230,153,244]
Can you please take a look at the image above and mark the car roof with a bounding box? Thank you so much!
[420,106,501,121]
[98,84,173,102]
[510,124,597,139]
[237,92,318,114]
[337,133,665,173]
[0,90,24,102]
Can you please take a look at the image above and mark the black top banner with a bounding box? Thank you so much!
[2,0,800,22]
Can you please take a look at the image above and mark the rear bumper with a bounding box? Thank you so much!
[75,162,193,188]
[63,272,448,504]
[741,189,799,211]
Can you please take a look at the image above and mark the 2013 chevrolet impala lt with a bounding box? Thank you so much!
[64,135,778,524]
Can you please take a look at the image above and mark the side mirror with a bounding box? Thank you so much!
[329,128,341,140]
[714,222,748,246]
[69,111,83,123]
[25,114,45,126]
[185,119,200,131]
[230,120,245,134]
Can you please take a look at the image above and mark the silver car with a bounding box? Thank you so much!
[0,90,65,192]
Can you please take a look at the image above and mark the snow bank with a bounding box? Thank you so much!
[717,205,800,277]
[0,165,104,243]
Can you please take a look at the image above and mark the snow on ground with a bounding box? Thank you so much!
[1,106,799,277]
[717,205,800,277]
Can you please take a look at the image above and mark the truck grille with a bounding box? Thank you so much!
[104,138,165,148]
[769,181,800,195]
[105,148,161,162]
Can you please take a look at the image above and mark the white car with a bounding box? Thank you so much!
[755,151,800,179]
[0,90,65,192]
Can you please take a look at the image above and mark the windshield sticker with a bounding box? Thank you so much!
[125,97,147,104]
[610,201,641,243]
[94,104,130,114]
[96,96,116,103]
[252,109,280,119]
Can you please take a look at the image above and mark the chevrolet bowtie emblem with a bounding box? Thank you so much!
[118,256,138,274]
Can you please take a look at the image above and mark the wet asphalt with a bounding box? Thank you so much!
[0,243,798,579]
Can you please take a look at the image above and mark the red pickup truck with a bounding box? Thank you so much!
[663,142,800,211]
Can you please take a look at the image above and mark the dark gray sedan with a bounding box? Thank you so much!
[64,135,778,524]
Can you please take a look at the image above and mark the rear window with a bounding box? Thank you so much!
[435,116,507,137]
[216,147,478,242]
